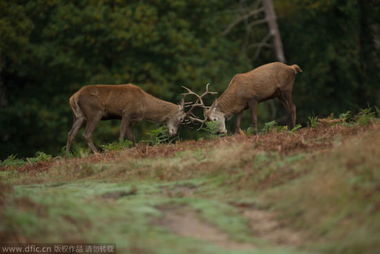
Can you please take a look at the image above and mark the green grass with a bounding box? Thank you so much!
[2,179,305,254]
[1,121,379,254]
[100,140,134,151]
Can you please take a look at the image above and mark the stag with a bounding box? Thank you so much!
[66,84,186,153]
[187,62,302,134]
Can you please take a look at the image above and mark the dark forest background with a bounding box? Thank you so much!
[1,0,379,159]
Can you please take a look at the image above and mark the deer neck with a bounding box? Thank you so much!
[143,96,178,123]
[216,90,242,117]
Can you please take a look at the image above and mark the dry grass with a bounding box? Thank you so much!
[1,122,379,254]
[260,125,380,254]
[2,123,375,177]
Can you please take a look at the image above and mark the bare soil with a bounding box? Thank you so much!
[156,208,254,250]
[156,202,304,250]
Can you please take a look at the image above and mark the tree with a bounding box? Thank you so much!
[222,0,286,62]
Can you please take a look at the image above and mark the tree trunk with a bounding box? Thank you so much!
[263,0,286,63]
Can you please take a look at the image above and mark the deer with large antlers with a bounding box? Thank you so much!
[66,84,186,153]
[187,62,302,134]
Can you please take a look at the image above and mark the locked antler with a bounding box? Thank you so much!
[181,84,217,128]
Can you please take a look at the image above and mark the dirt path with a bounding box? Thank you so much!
[157,208,254,250]
[241,207,302,246]
[156,204,303,251]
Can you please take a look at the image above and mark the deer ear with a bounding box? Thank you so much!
[178,98,185,110]
[210,100,218,112]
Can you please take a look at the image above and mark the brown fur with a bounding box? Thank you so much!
[66,84,182,153]
[209,62,302,132]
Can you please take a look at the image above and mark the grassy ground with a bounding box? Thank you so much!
[1,120,379,254]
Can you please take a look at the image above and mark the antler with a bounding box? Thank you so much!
[181,83,217,111]
[181,83,217,129]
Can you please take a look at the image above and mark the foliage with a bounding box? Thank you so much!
[354,108,376,126]
[276,0,380,123]
[199,121,225,139]
[142,126,176,145]
[261,121,278,133]
[338,111,351,122]
[261,120,289,133]
[0,0,247,159]
[289,124,302,133]
[308,116,319,128]
[246,127,256,135]
[0,0,379,159]
[0,154,25,167]
[26,152,53,164]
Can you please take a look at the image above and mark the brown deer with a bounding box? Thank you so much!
[66,84,187,153]
[187,62,302,134]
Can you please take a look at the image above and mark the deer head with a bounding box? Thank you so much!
[166,103,186,136]
[204,100,227,134]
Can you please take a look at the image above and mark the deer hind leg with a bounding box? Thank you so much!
[248,99,258,133]
[83,112,102,153]
[279,91,296,129]
[66,115,85,153]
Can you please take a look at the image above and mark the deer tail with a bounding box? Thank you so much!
[69,93,84,119]
[290,64,303,74]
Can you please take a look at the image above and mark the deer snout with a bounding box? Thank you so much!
[217,129,227,135]
[168,128,177,136]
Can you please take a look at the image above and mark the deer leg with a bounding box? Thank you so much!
[279,92,296,129]
[125,126,136,145]
[120,117,136,144]
[66,116,85,153]
[83,113,102,153]
[119,116,129,141]
[248,99,258,133]
[235,111,244,134]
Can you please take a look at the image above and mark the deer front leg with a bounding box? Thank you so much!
[120,116,136,145]
[235,111,244,135]
[248,99,258,134]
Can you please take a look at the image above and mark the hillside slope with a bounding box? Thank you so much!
[1,122,379,254]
